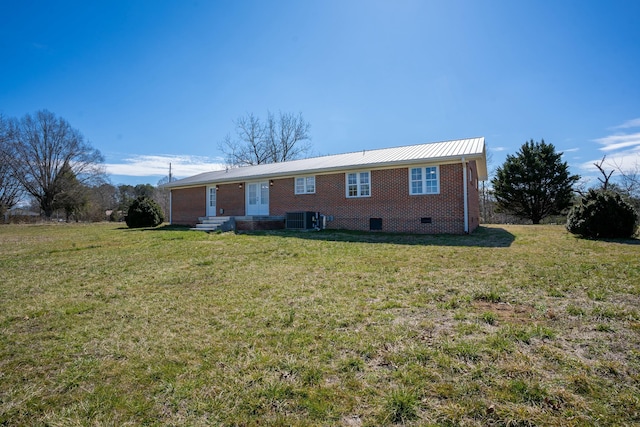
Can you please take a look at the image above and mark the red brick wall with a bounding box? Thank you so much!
[216,183,245,216]
[270,163,472,234]
[170,186,206,226]
[171,183,246,225]
[170,162,482,234]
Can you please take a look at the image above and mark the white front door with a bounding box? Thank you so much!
[246,181,269,215]
[207,186,217,217]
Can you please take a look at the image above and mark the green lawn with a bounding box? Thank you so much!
[1,223,639,426]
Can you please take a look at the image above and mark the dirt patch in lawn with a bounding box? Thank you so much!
[473,301,535,325]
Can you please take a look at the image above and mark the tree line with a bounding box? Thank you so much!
[1,109,311,223]
[0,110,170,223]
[3,109,635,235]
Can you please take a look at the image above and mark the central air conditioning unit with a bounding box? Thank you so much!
[286,211,324,230]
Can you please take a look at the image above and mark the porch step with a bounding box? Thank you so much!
[191,216,234,232]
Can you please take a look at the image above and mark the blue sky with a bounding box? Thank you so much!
[2,0,639,186]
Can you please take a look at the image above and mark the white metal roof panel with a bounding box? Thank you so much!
[164,137,486,188]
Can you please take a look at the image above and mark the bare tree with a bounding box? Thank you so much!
[219,111,311,166]
[611,156,640,198]
[9,110,105,218]
[0,114,24,217]
[219,113,267,166]
[264,111,311,163]
[620,169,640,198]
[593,156,614,190]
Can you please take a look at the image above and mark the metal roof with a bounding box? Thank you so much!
[164,137,487,189]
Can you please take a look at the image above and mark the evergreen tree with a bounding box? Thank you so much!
[53,161,88,222]
[492,140,579,224]
[567,189,638,238]
[125,196,164,228]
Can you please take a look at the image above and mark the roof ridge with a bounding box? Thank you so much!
[163,137,487,188]
[301,136,484,160]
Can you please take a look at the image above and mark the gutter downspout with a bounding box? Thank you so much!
[462,157,469,233]
[169,190,172,225]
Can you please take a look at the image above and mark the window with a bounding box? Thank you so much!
[409,166,439,195]
[248,184,257,205]
[346,171,370,198]
[295,176,315,194]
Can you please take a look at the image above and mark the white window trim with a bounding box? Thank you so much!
[345,171,371,198]
[409,165,440,195]
[295,175,316,194]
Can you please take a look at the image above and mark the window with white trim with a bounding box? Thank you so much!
[346,171,370,197]
[409,166,439,195]
[295,176,315,194]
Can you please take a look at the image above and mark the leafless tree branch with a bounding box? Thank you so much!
[609,155,640,197]
[9,110,105,217]
[219,111,311,167]
[593,156,614,190]
[0,114,24,215]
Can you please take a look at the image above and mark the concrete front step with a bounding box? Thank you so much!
[198,216,231,223]
[190,216,288,232]
[191,216,234,232]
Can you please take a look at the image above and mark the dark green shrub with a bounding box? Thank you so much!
[566,190,638,238]
[125,196,164,228]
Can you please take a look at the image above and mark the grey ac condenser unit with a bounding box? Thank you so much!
[286,211,324,230]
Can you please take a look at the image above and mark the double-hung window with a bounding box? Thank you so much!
[346,171,370,198]
[409,166,439,195]
[295,176,315,194]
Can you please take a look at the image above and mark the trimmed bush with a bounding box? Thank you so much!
[125,196,164,228]
[566,190,638,238]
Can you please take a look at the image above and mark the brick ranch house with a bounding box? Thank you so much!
[163,137,488,234]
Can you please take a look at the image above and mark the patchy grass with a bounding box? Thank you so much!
[0,223,639,426]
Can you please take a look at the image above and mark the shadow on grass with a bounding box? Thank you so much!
[576,235,640,246]
[127,224,516,247]
[244,226,516,248]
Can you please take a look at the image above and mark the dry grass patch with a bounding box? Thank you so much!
[472,301,535,325]
[0,223,639,425]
